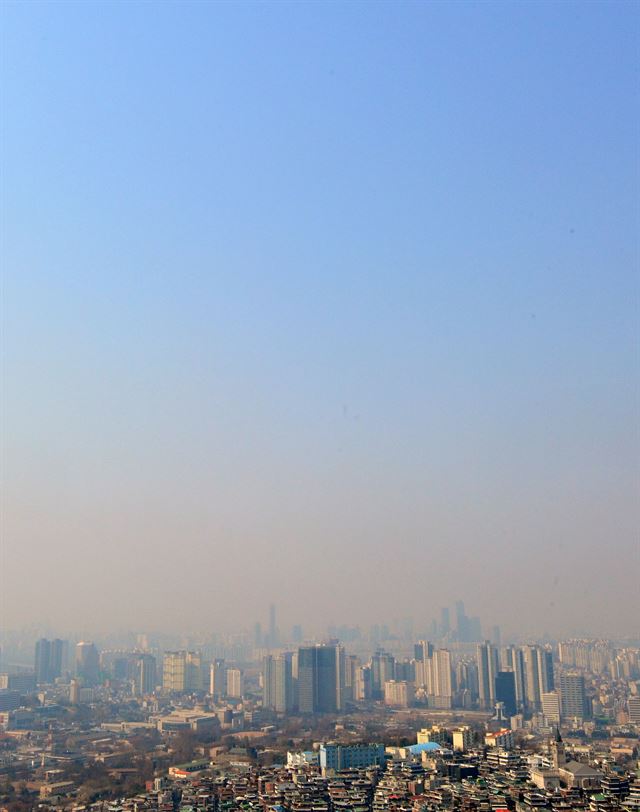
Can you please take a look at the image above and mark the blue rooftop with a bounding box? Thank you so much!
[408,742,442,754]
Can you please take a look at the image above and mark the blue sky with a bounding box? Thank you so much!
[2,0,638,636]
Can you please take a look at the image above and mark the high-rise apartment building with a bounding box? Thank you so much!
[209,659,226,697]
[541,690,561,723]
[538,648,555,694]
[163,651,185,693]
[226,668,244,698]
[263,652,294,713]
[501,646,526,710]
[163,651,202,693]
[522,645,541,709]
[558,672,589,720]
[430,649,453,709]
[354,665,371,701]
[384,680,413,708]
[134,654,157,695]
[477,642,499,709]
[371,650,395,700]
[414,641,433,691]
[342,654,360,704]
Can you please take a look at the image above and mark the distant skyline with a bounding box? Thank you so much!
[1,1,639,639]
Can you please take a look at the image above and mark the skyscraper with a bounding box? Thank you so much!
[297,646,317,713]
[371,650,395,700]
[477,642,499,709]
[163,650,202,693]
[430,649,453,709]
[494,671,517,717]
[35,638,66,684]
[541,691,561,723]
[163,651,186,693]
[559,672,589,720]
[226,668,244,698]
[538,648,555,694]
[263,652,294,713]
[297,643,341,713]
[501,646,526,711]
[134,654,157,695]
[209,659,226,697]
[522,645,542,709]
[414,641,434,692]
[75,641,99,687]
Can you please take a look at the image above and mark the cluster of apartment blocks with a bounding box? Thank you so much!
[259,640,615,719]
[3,636,639,727]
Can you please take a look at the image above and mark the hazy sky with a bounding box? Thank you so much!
[1,0,638,640]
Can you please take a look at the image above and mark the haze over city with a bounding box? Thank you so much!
[1,0,639,640]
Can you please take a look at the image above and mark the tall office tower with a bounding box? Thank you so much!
[226,668,244,698]
[292,625,303,644]
[490,626,501,647]
[35,639,51,684]
[135,654,157,695]
[440,608,450,638]
[559,672,589,720]
[354,665,371,701]
[318,644,340,712]
[430,649,453,709]
[477,642,499,709]
[522,645,542,709]
[263,652,294,713]
[50,639,66,680]
[268,604,278,648]
[75,641,99,687]
[494,671,517,716]
[501,646,526,710]
[297,643,341,713]
[371,650,396,700]
[209,659,226,697]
